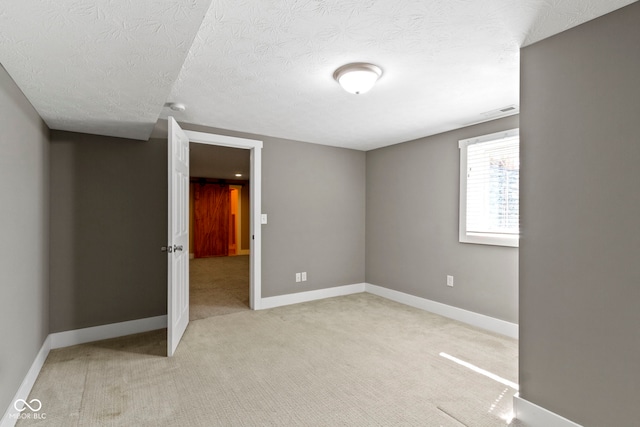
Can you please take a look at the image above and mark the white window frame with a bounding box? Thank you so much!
[459,128,519,248]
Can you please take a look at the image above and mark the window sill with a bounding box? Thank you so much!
[459,233,519,248]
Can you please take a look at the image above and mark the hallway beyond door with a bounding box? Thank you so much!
[189,255,250,320]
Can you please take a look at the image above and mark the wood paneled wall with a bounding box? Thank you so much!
[193,183,229,257]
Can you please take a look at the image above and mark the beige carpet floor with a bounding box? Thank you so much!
[190,255,250,320]
[18,293,519,426]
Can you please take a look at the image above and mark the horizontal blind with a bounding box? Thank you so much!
[466,135,519,235]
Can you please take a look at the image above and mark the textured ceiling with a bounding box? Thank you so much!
[0,0,211,140]
[1,0,636,149]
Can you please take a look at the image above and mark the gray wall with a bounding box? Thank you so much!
[49,132,167,332]
[366,115,519,323]
[172,122,367,297]
[519,3,640,426]
[49,125,366,330]
[261,137,366,296]
[0,65,50,416]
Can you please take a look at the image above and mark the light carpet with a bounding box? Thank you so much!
[190,255,250,320]
[18,293,519,426]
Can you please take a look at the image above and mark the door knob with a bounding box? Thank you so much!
[161,245,183,253]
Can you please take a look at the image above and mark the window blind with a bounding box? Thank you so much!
[465,135,519,235]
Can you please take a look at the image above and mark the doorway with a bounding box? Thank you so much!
[166,120,262,355]
[179,129,262,314]
[189,145,251,320]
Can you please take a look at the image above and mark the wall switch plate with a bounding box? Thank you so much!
[301,272,307,281]
[261,214,268,224]
[447,275,454,287]
[295,273,301,283]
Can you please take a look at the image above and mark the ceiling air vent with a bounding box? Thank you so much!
[464,104,520,127]
[481,104,519,119]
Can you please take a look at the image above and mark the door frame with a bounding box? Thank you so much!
[185,130,263,310]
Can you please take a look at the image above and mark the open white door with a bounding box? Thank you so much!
[167,117,190,357]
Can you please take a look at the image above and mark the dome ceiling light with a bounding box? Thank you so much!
[333,63,382,95]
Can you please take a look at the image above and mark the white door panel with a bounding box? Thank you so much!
[167,117,190,357]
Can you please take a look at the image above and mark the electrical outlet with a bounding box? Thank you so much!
[447,275,454,287]
[296,273,301,283]
[301,272,307,281]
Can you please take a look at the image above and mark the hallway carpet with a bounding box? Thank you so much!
[190,255,250,320]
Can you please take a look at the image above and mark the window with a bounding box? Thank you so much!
[459,128,519,247]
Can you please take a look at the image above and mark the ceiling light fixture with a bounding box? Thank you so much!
[235,173,242,177]
[333,63,382,95]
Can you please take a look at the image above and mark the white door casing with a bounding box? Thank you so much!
[167,117,190,356]
[184,130,263,310]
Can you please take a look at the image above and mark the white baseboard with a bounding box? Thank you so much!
[513,394,583,427]
[260,283,366,310]
[259,283,517,339]
[365,283,518,339]
[1,336,51,427]
[49,315,167,349]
